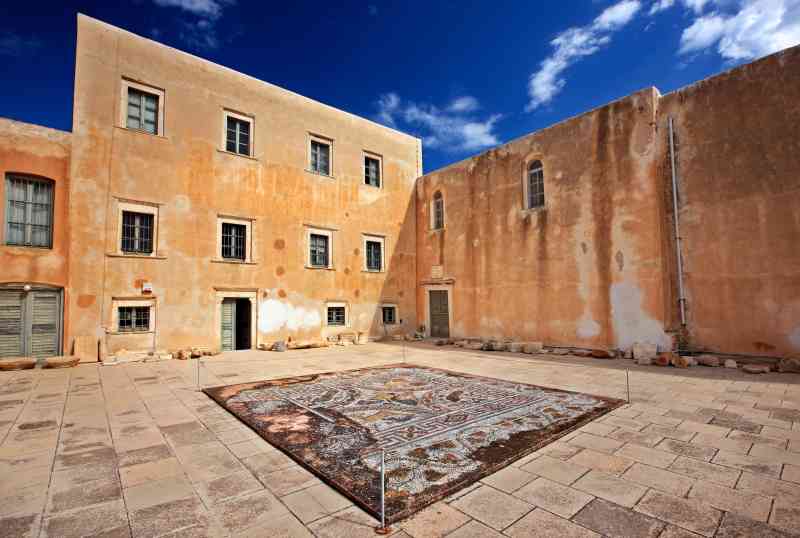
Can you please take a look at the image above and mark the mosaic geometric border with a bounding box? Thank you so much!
[203,363,624,524]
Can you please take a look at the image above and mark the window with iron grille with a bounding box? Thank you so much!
[127,87,159,135]
[432,191,444,230]
[118,306,150,332]
[5,175,54,248]
[226,116,251,156]
[366,240,382,271]
[382,306,396,325]
[309,233,329,267]
[121,211,154,254]
[527,160,545,209]
[327,306,345,326]
[364,156,381,187]
[221,222,247,260]
[310,140,331,175]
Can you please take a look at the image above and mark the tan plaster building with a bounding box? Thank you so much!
[1,14,799,361]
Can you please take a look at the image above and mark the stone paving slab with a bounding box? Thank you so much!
[1,342,800,537]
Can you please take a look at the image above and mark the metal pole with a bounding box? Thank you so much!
[626,369,630,403]
[381,449,385,529]
[196,357,200,390]
[668,117,687,326]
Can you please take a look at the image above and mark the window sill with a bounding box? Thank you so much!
[107,253,167,259]
[305,265,335,271]
[216,149,259,161]
[361,183,382,190]
[211,258,258,265]
[521,205,547,215]
[115,125,168,139]
[305,169,335,179]
[107,331,154,336]
[5,243,53,250]
[429,227,446,233]
[362,269,385,274]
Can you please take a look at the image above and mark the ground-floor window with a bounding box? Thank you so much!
[382,306,397,324]
[118,306,151,332]
[327,305,346,326]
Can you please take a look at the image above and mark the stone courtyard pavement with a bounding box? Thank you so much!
[1,343,800,538]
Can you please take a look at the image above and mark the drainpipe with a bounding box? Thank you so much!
[668,117,687,326]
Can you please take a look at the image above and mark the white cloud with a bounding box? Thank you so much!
[683,0,713,13]
[152,0,232,19]
[368,4,378,16]
[375,94,501,152]
[679,0,800,61]
[526,1,641,111]
[0,32,41,56]
[151,0,235,50]
[649,0,676,14]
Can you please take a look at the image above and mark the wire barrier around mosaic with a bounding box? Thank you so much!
[203,363,623,524]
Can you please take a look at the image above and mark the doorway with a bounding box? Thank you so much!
[0,286,62,358]
[221,297,252,351]
[429,289,450,338]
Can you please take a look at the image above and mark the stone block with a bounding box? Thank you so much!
[697,355,720,367]
[742,364,770,374]
[724,359,738,368]
[653,355,670,367]
[72,335,98,363]
[44,355,80,369]
[523,341,544,353]
[778,355,800,373]
[0,356,36,370]
[591,349,614,359]
[508,342,524,353]
[491,341,507,352]
[551,348,569,355]
[633,343,657,362]
[670,354,690,368]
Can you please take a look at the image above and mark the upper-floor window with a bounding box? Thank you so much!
[526,160,545,209]
[5,174,53,248]
[364,154,381,188]
[121,211,154,254]
[310,137,332,176]
[309,233,330,268]
[221,222,246,260]
[432,191,444,230]
[224,111,253,157]
[364,234,385,272]
[121,79,165,136]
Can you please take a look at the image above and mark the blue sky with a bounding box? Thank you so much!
[1,0,798,172]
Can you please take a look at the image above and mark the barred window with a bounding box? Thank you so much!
[221,222,246,260]
[226,116,251,156]
[327,306,345,326]
[382,306,396,325]
[364,156,381,187]
[309,233,329,267]
[118,306,150,332]
[527,160,545,209]
[127,87,159,135]
[432,191,444,230]
[366,240,382,272]
[310,140,331,175]
[121,211,154,254]
[5,175,53,248]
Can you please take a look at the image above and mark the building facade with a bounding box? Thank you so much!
[1,15,798,360]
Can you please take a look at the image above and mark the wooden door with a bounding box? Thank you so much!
[429,290,450,338]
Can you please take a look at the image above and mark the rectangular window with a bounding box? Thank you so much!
[366,240,382,272]
[327,306,346,326]
[382,306,397,325]
[309,233,329,267]
[225,115,251,156]
[5,175,53,248]
[221,222,247,260]
[310,140,331,175]
[127,87,159,135]
[118,306,150,332]
[121,211,154,254]
[364,156,381,187]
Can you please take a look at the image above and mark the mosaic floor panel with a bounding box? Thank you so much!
[204,363,623,523]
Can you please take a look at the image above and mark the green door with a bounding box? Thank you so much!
[429,290,450,338]
[0,290,24,357]
[29,291,60,357]
[221,299,236,352]
[0,288,61,358]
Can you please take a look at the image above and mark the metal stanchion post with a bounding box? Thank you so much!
[196,358,200,390]
[375,449,391,534]
[626,369,630,403]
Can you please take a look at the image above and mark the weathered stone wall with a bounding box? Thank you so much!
[415,89,674,349]
[67,15,420,353]
[658,45,800,357]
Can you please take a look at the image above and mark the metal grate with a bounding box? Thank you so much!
[310,140,331,175]
[221,222,247,260]
[382,306,396,325]
[432,192,444,229]
[226,116,251,156]
[327,306,345,326]
[309,233,329,267]
[121,211,154,254]
[118,306,150,332]
[127,88,159,134]
[364,156,381,187]
[527,160,545,209]
[366,240,382,271]
[6,175,53,248]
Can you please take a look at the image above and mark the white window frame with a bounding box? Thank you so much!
[523,158,546,211]
[363,151,383,188]
[308,133,334,177]
[221,109,254,157]
[430,191,445,230]
[120,79,165,136]
[111,298,156,334]
[216,215,254,263]
[326,301,349,327]
[116,200,159,257]
[306,226,334,269]
[381,303,398,325]
[362,234,386,273]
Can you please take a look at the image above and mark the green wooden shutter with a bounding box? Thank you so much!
[0,291,24,357]
[30,291,59,357]
[221,299,235,352]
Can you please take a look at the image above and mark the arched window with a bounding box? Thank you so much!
[526,160,545,209]
[432,191,444,230]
